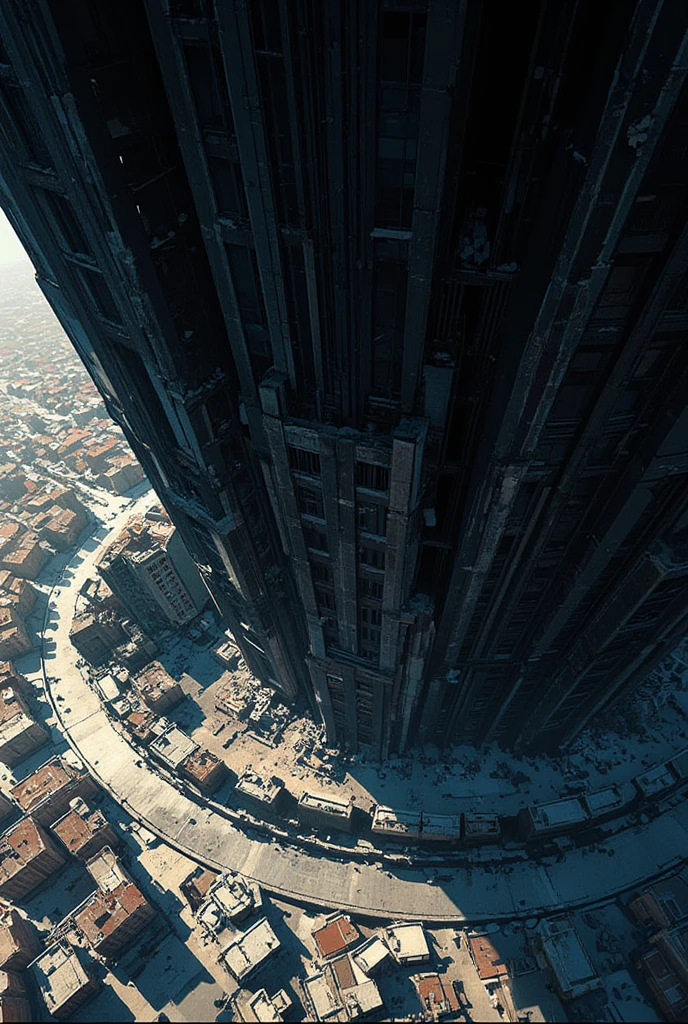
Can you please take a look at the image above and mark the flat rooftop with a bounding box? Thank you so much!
[30,941,92,1013]
[150,726,198,769]
[463,812,501,835]
[75,882,150,948]
[52,807,109,853]
[235,770,282,805]
[372,806,421,835]
[468,933,509,980]
[353,936,390,975]
[313,914,360,959]
[538,918,599,990]
[10,758,73,811]
[86,846,129,893]
[0,817,46,876]
[302,971,344,1021]
[530,798,589,829]
[298,791,353,817]
[421,812,462,838]
[222,917,280,981]
[635,764,676,794]
[383,923,430,963]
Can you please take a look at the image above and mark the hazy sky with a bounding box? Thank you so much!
[0,207,31,267]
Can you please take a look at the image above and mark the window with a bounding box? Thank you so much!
[303,526,328,552]
[359,576,384,600]
[358,502,387,536]
[289,446,321,476]
[297,484,324,519]
[360,606,382,627]
[359,543,385,570]
[311,561,333,585]
[356,462,389,492]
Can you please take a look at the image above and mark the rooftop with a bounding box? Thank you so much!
[75,881,150,948]
[298,791,353,817]
[313,914,360,959]
[352,936,390,975]
[235,770,282,805]
[150,725,198,769]
[529,797,589,829]
[302,971,344,1021]
[29,941,93,1013]
[10,757,78,812]
[468,933,509,980]
[537,917,600,992]
[221,917,280,981]
[0,817,46,876]
[86,846,129,893]
[52,806,110,853]
[372,805,422,835]
[383,922,430,963]
[463,812,501,835]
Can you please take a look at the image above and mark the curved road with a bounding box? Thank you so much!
[43,500,688,923]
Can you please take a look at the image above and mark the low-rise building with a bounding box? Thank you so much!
[213,638,242,671]
[629,870,688,931]
[0,571,35,616]
[68,612,124,666]
[10,756,99,825]
[0,908,42,970]
[0,532,48,581]
[371,806,421,843]
[302,971,346,1022]
[181,747,227,794]
[29,940,99,1019]
[84,845,128,891]
[517,798,590,840]
[467,932,509,981]
[634,763,678,799]
[330,953,384,1020]
[235,770,284,812]
[0,968,32,1023]
[0,817,66,900]
[149,723,199,772]
[630,869,688,1022]
[0,685,49,767]
[462,812,501,845]
[133,661,184,714]
[383,923,430,965]
[74,879,154,958]
[0,607,31,660]
[313,913,361,961]
[411,973,459,1021]
[197,871,258,933]
[636,926,688,1022]
[221,917,280,982]
[353,936,391,976]
[232,988,292,1023]
[51,801,119,860]
[535,917,603,1000]
[298,791,354,833]
[582,782,636,819]
[180,866,219,912]
[124,707,158,745]
[419,813,461,844]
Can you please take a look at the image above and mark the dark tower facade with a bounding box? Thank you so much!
[0,1,687,756]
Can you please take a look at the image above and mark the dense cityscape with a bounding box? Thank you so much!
[0,0,687,1022]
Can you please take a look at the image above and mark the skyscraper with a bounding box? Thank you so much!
[0,1,686,756]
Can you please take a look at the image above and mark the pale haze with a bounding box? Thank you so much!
[0,206,30,266]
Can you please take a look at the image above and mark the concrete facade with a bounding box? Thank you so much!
[0,1,686,753]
